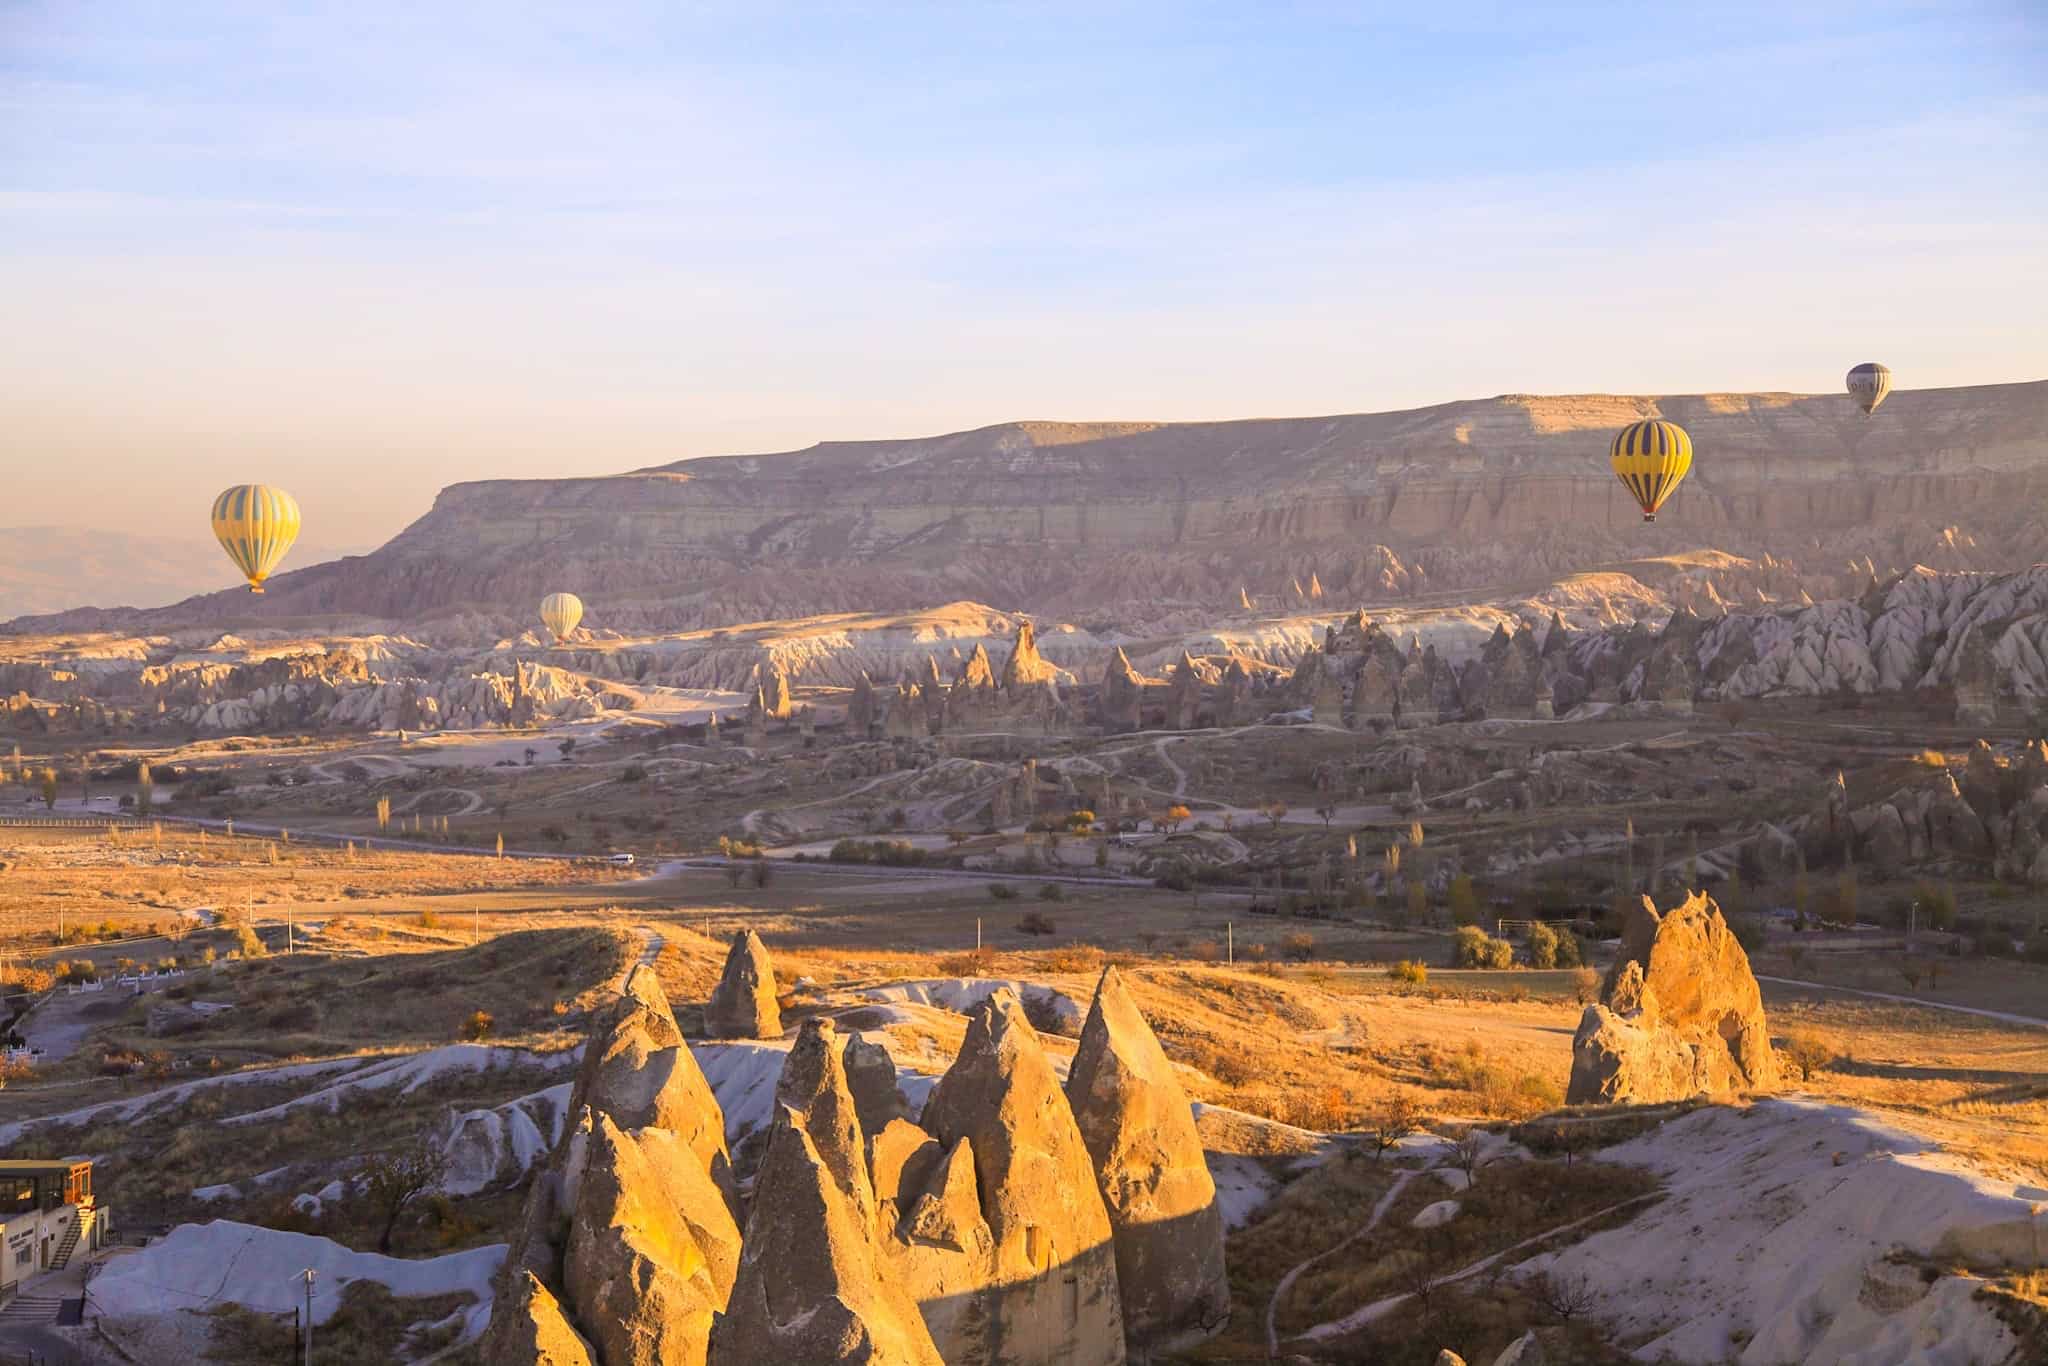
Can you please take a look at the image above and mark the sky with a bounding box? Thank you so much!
[3,1,2044,557]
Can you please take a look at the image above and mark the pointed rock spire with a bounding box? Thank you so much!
[706,930,782,1040]
[709,1109,946,1366]
[1065,967,1229,1351]
[921,990,1125,1364]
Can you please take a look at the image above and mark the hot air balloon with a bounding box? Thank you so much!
[1609,419,1693,523]
[1846,362,1891,415]
[210,484,301,593]
[540,592,584,644]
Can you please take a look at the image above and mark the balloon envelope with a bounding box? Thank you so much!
[211,485,301,593]
[540,592,584,643]
[1846,362,1891,415]
[1609,420,1693,523]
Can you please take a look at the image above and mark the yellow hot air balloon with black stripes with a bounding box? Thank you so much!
[540,592,584,645]
[1609,419,1692,523]
[210,485,302,593]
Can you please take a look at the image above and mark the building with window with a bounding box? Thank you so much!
[0,1160,107,1297]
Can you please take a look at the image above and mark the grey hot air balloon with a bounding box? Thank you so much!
[1846,362,1892,415]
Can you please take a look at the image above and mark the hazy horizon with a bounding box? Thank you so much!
[5,1,2045,553]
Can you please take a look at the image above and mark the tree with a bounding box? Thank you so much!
[460,1009,494,1041]
[1447,875,1480,927]
[40,767,59,811]
[1163,804,1192,834]
[363,1137,449,1253]
[495,832,505,859]
[750,858,772,888]
[1366,1090,1421,1160]
[1532,1269,1599,1323]
[136,761,153,813]
[1263,800,1288,831]
[1315,802,1338,830]
[558,738,577,758]
[1449,1128,1491,1187]
[375,795,392,832]
[1526,920,1560,968]
[1405,881,1428,927]
[724,860,744,888]
[524,747,537,766]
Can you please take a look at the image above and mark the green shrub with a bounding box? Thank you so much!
[987,883,1018,901]
[1037,882,1065,902]
[1452,925,1513,969]
[1526,922,1560,969]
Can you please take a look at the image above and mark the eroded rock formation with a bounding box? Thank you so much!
[483,964,740,1366]
[921,989,1127,1365]
[1064,967,1229,1352]
[704,930,782,1040]
[1567,892,1779,1105]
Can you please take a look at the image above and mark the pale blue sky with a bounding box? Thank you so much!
[3,1,2044,552]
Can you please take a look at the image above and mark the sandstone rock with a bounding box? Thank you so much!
[481,1270,597,1366]
[775,1017,876,1227]
[1862,802,1911,872]
[704,930,782,1040]
[563,1113,731,1366]
[921,989,1125,1365]
[569,966,732,1192]
[1064,967,1228,1353]
[709,1107,945,1366]
[1567,892,1778,1105]
[1435,1352,1468,1366]
[875,1126,998,1364]
[844,1031,910,1138]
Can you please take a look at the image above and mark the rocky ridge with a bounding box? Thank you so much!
[11,382,2044,636]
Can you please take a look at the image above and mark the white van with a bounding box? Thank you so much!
[609,852,636,867]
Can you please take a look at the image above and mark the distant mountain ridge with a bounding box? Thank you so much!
[0,526,242,620]
[7,381,2045,636]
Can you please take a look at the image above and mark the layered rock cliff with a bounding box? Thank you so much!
[13,382,2044,634]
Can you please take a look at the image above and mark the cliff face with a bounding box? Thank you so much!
[12,383,2046,634]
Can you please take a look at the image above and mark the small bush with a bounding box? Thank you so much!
[1017,911,1057,937]
[415,910,439,930]
[460,1009,495,1042]
[1451,925,1513,969]
[1526,922,1560,969]
[1281,931,1317,961]
[1781,1032,1832,1081]
[1387,959,1428,985]
[987,883,1018,901]
[1037,882,1065,902]
[232,925,265,958]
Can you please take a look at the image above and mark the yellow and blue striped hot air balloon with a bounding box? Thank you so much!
[210,484,302,593]
[1609,419,1693,523]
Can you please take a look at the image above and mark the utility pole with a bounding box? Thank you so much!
[975,918,981,953]
[472,906,479,946]
[286,905,294,956]
[1227,921,1233,966]
[300,1268,316,1366]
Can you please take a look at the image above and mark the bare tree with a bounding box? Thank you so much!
[1366,1090,1422,1161]
[1530,1269,1599,1323]
[1450,1128,1492,1187]
[363,1137,449,1253]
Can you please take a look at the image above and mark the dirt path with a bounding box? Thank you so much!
[1756,975,2048,1030]
[1300,1191,1663,1342]
[1266,1164,1420,1357]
